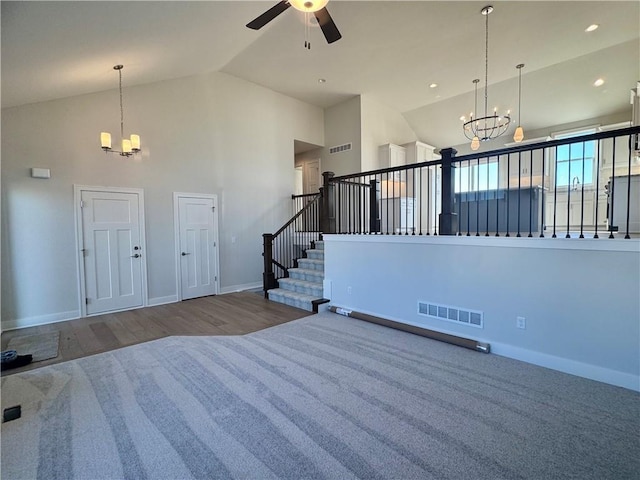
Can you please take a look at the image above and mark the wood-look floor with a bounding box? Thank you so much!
[1,292,313,376]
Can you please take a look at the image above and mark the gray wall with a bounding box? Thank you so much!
[323,235,640,391]
[321,96,362,176]
[1,72,324,328]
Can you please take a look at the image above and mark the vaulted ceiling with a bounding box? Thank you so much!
[2,1,638,148]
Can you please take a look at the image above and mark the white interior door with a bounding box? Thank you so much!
[177,195,219,300]
[80,190,144,315]
[303,159,321,194]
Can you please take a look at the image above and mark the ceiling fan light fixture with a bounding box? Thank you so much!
[289,0,328,13]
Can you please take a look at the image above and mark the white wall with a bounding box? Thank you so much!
[361,95,418,172]
[1,72,324,328]
[323,235,640,391]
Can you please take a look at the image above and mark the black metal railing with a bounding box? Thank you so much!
[262,193,322,295]
[323,126,640,239]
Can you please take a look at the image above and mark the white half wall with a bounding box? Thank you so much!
[323,234,640,391]
[1,71,323,328]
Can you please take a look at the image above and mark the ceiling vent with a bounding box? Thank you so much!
[329,143,352,154]
[418,301,483,328]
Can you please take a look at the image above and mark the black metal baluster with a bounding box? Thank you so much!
[420,166,424,235]
[495,155,500,236]
[528,151,534,237]
[517,151,522,237]
[594,139,601,239]
[485,156,490,236]
[475,157,480,236]
[506,153,511,237]
[625,136,632,239]
[566,143,572,238]
[540,148,546,238]
[579,142,586,238]
[552,146,558,238]
[434,167,439,236]
[610,137,616,238]
[466,160,471,236]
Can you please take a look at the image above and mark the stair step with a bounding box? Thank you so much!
[288,268,324,283]
[278,278,323,297]
[267,289,318,312]
[305,249,324,260]
[297,258,324,271]
[313,241,324,250]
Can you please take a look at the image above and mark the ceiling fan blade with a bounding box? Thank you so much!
[314,7,342,44]
[246,1,291,30]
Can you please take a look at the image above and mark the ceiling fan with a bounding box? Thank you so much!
[246,0,342,46]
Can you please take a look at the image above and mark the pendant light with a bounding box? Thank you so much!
[513,64,525,143]
[100,65,141,157]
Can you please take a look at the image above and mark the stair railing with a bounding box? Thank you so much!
[263,192,322,296]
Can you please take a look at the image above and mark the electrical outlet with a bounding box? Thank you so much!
[517,316,526,329]
[347,286,352,295]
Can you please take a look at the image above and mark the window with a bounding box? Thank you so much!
[455,161,498,193]
[552,128,596,189]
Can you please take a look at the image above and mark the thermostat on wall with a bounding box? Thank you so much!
[31,168,51,179]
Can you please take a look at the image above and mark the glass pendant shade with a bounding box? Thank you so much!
[513,126,524,143]
[289,0,329,13]
[130,134,141,151]
[100,132,112,149]
[471,136,481,151]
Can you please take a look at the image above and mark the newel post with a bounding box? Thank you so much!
[320,171,336,234]
[369,179,380,233]
[439,147,458,235]
[262,233,276,297]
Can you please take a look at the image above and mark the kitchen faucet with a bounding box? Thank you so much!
[572,176,580,191]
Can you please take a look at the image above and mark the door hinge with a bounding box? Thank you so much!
[215,276,217,281]
[212,206,215,212]
[213,241,216,247]
[80,200,85,208]
[85,298,90,305]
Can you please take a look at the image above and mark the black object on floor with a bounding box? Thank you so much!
[3,405,21,423]
[1,354,33,372]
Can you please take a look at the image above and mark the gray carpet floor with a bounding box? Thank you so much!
[2,312,638,479]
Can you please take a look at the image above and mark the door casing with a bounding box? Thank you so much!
[173,192,220,300]
[74,185,149,317]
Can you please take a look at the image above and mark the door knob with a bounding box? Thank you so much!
[131,253,141,258]
[181,252,190,256]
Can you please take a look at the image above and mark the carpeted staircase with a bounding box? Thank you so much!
[267,241,325,312]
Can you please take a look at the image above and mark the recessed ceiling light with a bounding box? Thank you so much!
[594,78,605,87]
[318,78,326,84]
[585,24,599,32]
[429,83,438,89]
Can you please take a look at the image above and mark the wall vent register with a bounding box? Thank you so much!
[329,143,352,154]
[418,301,483,328]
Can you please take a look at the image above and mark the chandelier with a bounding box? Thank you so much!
[100,65,141,157]
[461,5,511,151]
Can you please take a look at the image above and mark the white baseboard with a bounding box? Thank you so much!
[220,282,262,294]
[1,310,80,332]
[148,295,178,307]
[491,343,640,392]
